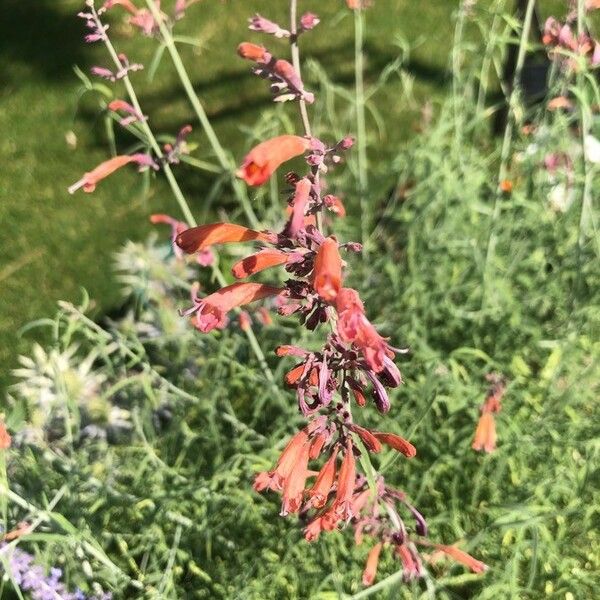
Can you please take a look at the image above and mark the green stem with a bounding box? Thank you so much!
[481,0,536,309]
[95,6,275,385]
[574,0,595,301]
[144,0,261,229]
[354,6,369,255]
[289,0,324,232]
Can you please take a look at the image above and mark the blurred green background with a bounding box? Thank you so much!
[0,0,570,389]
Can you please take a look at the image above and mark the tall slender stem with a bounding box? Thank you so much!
[481,0,536,309]
[94,6,275,385]
[144,0,261,230]
[353,6,369,256]
[289,0,324,233]
[290,0,312,138]
[574,0,596,301]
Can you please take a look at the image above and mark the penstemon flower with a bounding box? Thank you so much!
[472,373,506,453]
[68,154,157,194]
[73,0,487,588]
[167,1,488,587]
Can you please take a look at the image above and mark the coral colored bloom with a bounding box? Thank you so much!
[334,440,356,519]
[471,412,496,453]
[374,432,416,458]
[68,154,154,194]
[254,429,309,492]
[309,431,327,459]
[307,447,338,508]
[396,543,422,581]
[186,283,283,333]
[304,516,324,541]
[176,222,273,254]
[336,287,391,372]
[281,440,310,515]
[349,424,381,453]
[362,542,383,586]
[232,249,289,279]
[432,544,488,573]
[284,364,305,386]
[284,178,312,237]
[313,238,343,302]
[237,135,310,186]
[237,42,270,62]
[0,419,11,450]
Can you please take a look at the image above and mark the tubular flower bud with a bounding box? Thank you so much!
[333,440,356,519]
[253,429,309,493]
[68,154,155,194]
[176,223,273,254]
[307,447,338,508]
[471,412,496,453]
[431,544,488,573]
[362,543,383,586]
[284,178,312,237]
[237,135,310,186]
[232,249,289,279]
[281,440,311,515]
[184,283,283,333]
[349,424,382,453]
[373,432,416,458]
[237,42,270,62]
[312,238,343,302]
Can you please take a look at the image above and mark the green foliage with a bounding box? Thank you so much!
[2,1,600,599]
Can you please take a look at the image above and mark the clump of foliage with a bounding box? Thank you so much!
[1,1,599,599]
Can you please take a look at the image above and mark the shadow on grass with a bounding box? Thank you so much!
[0,0,89,85]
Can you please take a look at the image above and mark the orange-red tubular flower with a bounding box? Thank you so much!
[304,516,324,542]
[323,194,346,217]
[176,222,273,254]
[68,154,153,194]
[281,440,310,515]
[336,287,391,373]
[285,178,312,237]
[373,432,416,458]
[313,238,343,302]
[0,419,11,450]
[237,135,310,186]
[349,424,382,453]
[362,542,383,586]
[237,42,269,62]
[253,429,309,493]
[334,440,356,519]
[232,249,289,279]
[190,283,283,333]
[471,412,496,453]
[307,447,338,508]
[433,544,488,573]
